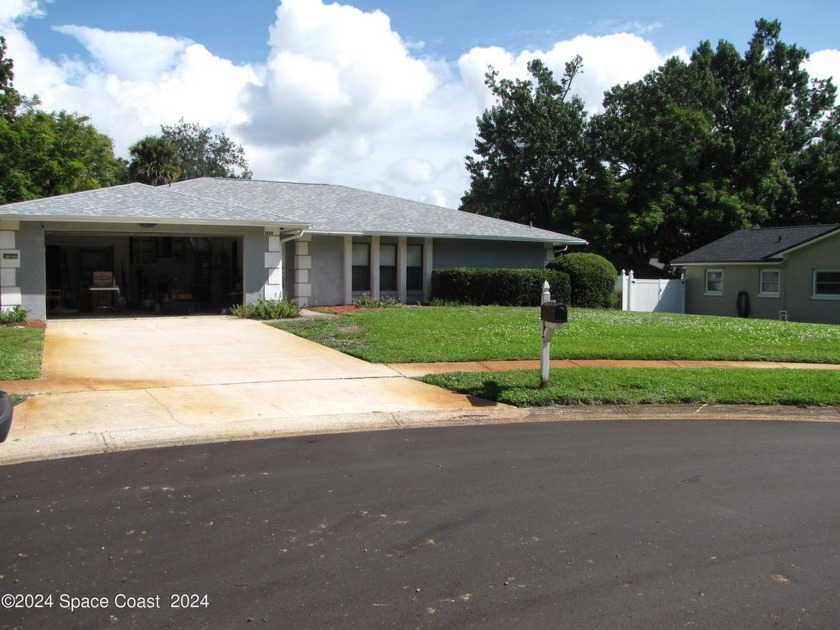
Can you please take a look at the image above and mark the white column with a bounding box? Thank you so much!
[343,235,353,305]
[423,237,433,302]
[397,236,407,304]
[370,235,380,300]
[293,234,312,307]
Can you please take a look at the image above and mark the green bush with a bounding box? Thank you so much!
[547,252,617,308]
[431,268,571,306]
[353,293,401,308]
[230,298,301,320]
[0,306,28,324]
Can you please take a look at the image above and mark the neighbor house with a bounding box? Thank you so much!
[671,224,840,324]
[0,178,586,321]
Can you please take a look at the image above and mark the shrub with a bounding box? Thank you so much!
[353,293,401,308]
[547,252,617,308]
[230,298,301,320]
[0,306,28,324]
[431,268,571,306]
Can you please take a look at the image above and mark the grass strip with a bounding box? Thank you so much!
[0,326,44,380]
[419,368,840,407]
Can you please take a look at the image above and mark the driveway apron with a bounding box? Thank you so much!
[2,317,497,443]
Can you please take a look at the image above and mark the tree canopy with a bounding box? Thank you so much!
[128,136,181,186]
[461,19,840,272]
[160,119,252,180]
[461,57,586,232]
[0,37,126,203]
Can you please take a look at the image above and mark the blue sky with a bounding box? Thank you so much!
[3,0,839,207]
[23,0,840,65]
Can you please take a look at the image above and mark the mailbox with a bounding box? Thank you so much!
[541,301,568,324]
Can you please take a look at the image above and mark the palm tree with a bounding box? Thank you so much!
[128,136,181,185]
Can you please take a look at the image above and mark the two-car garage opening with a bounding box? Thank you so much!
[45,232,243,317]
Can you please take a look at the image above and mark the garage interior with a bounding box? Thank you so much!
[45,233,243,316]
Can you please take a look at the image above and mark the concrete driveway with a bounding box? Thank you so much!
[1,316,503,462]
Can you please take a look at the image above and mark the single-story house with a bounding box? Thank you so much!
[0,178,585,321]
[671,224,840,324]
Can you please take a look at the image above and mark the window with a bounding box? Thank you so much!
[705,269,723,295]
[352,243,370,292]
[813,270,840,299]
[379,243,397,292]
[406,245,423,291]
[759,269,780,297]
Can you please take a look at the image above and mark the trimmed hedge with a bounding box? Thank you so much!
[431,268,571,306]
[547,252,617,308]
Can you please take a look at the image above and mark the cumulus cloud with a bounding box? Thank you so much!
[459,33,683,113]
[238,0,437,145]
[52,25,191,81]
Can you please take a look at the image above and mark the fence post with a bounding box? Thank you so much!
[620,270,627,311]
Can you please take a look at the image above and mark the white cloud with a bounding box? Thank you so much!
[52,25,190,81]
[0,0,41,24]
[239,0,437,145]
[806,49,840,97]
[459,33,682,113]
[1,0,691,209]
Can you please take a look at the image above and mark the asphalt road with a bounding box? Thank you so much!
[2,419,840,629]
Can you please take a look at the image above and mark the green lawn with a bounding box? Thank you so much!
[0,326,44,380]
[275,306,840,364]
[272,306,840,407]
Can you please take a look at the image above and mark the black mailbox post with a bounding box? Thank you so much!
[540,299,567,388]
[540,301,568,325]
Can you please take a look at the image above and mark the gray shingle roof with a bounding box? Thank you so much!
[170,178,585,244]
[671,225,840,264]
[0,178,586,245]
[0,182,307,228]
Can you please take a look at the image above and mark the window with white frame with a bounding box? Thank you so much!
[705,269,723,295]
[813,270,840,299]
[759,269,780,297]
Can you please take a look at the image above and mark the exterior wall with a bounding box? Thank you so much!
[684,265,785,320]
[243,228,269,306]
[433,238,550,270]
[306,234,345,306]
[2,221,46,320]
[684,233,840,324]
[784,234,840,324]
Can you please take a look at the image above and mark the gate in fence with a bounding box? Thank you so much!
[619,270,685,314]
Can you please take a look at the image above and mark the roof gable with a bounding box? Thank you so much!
[672,225,840,265]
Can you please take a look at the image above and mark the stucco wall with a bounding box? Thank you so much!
[13,222,47,321]
[307,234,345,306]
[784,234,840,324]
[433,239,550,269]
[684,265,785,320]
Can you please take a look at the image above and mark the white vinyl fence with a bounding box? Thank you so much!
[618,270,685,314]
